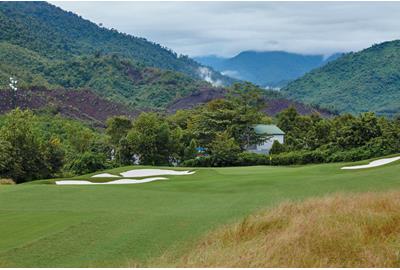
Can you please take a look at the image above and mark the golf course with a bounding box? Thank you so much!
[1,156,400,267]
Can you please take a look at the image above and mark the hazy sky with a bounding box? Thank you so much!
[52,1,400,57]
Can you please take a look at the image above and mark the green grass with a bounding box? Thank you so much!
[1,157,400,267]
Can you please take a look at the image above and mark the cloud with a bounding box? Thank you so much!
[51,1,400,57]
[198,67,223,87]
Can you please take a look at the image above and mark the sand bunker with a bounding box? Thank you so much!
[55,177,168,185]
[120,169,195,178]
[341,156,400,170]
[91,173,119,178]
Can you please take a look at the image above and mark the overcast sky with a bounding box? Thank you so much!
[51,1,400,57]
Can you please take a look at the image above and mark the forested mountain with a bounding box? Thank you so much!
[282,40,400,116]
[195,51,342,88]
[0,1,232,108]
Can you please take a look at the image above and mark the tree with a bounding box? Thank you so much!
[0,139,12,175]
[269,140,286,155]
[276,106,299,134]
[184,139,197,161]
[209,132,241,166]
[127,112,177,165]
[0,109,49,182]
[68,152,107,175]
[41,137,64,175]
[116,137,133,165]
[227,82,268,149]
[189,84,267,150]
[106,116,132,145]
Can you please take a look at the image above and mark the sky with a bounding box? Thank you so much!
[52,1,400,58]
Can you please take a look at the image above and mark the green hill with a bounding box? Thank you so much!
[0,2,232,108]
[282,40,400,116]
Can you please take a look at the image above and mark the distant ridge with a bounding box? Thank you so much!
[195,51,342,87]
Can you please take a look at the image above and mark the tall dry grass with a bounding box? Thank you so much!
[0,178,15,185]
[158,191,400,267]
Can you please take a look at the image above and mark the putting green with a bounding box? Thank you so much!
[1,159,400,267]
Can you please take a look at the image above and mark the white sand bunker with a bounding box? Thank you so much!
[56,177,168,185]
[91,173,119,178]
[120,169,195,178]
[341,156,400,170]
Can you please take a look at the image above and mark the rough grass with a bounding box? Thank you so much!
[166,191,400,267]
[0,178,15,185]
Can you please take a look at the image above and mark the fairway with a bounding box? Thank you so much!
[1,159,400,267]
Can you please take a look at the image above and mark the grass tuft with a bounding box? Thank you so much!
[0,178,15,185]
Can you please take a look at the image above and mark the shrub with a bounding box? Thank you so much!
[182,156,212,167]
[269,140,286,155]
[235,152,269,166]
[0,178,16,185]
[270,150,328,165]
[68,152,108,175]
[326,147,372,163]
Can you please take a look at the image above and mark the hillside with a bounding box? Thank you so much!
[0,87,139,126]
[195,51,342,87]
[0,2,232,109]
[282,40,400,116]
[167,87,334,117]
[0,42,210,108]
[0,1,230,83]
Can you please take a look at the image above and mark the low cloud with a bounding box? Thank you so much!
[198,67,223,87]
[53,2,400,57]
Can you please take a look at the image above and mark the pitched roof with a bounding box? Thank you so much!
[253,124,285,135]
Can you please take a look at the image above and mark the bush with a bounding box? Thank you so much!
[182,156,212,167]
[270,150,328,165]
[269,140,286,155]
[0,178,16,185]
[235,152,269,166]
[68,152,108,175]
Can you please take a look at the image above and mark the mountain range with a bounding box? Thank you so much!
[195,51,342,88]
[1,1,399,118]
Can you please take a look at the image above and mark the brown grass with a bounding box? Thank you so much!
[0,178,15,185]
[157,191,400,267]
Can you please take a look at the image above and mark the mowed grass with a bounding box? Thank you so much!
[0,158,400,267]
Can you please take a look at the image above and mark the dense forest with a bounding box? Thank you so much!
[282,40,400,117]
[0,1,231,82]
[0,43,209,108]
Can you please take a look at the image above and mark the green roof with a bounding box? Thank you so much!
[253,124,285,135]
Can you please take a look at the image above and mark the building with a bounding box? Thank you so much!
[246,124,285,154]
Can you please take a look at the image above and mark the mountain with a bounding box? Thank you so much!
[282,40,400,116]
[0,1,232,109]
[195,51,342,88]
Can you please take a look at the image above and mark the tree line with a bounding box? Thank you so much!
[1,82,400,183]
